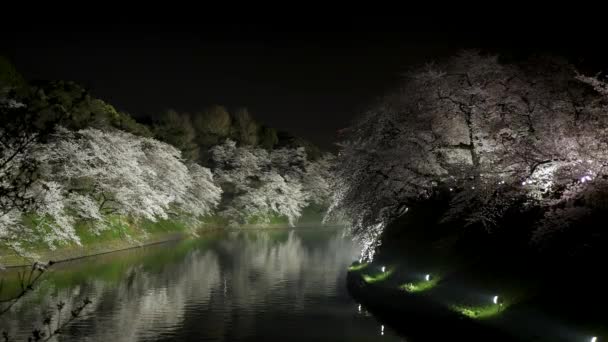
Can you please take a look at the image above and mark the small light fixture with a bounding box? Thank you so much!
[381,266,386,273]
[425,274,431,281]
[380,325,384,336]
[493,295,499,305]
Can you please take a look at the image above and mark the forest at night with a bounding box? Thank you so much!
[1,12,607,342]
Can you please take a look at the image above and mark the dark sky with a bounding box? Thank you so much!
[3,14,608,150]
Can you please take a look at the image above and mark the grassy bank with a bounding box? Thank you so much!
[0,207,333,268]
[0,216,219,267]
[347,244,607,341]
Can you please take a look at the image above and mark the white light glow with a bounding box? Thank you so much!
[425,274,431,281]
[522,181,527,186]
[358,304,361,313]
[381,325,384,336]
[591,337,597,342]
[493,295,499,304]
[449,188,453,191]
[381,266,386,273]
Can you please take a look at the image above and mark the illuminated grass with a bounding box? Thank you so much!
[449,302,509,319]
[362,269,393,283]
[348,262,369,272]
[400,277,440,293]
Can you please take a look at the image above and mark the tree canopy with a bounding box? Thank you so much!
[0,57,333,260]
[329,51,608,260]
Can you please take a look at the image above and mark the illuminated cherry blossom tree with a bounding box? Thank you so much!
[1,127,222,255]
[330,51,608,259]
[211,140,333,226]
[211,140,308,226]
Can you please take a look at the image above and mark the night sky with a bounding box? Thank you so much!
[3,14,607,150]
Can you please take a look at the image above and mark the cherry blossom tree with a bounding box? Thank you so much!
[210,140,332,226]
[0,97,54,256]
[0,127,222,256]
[211,140,307,226]
[302,153,335,207]
[330,50,608,260]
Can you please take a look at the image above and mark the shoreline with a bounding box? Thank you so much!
[345,269,515,341]
[1,223,342,269]
[345,259,607,341]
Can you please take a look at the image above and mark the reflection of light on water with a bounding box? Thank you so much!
[5,230,376,341]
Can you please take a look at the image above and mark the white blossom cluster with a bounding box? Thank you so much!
[210,140,333,226]
[330,51,608,259]
[1,127,222,252]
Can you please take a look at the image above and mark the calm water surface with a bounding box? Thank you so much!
[1,228,403,341]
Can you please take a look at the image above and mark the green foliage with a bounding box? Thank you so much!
[362,267,394,283]
[258,125,279,150]
[0,212,208,267]
[193,105,232,147]
[199,214,230,228]
[111,110,153,137]
[0,56,27,93]
[298,204,328,224]
[276,131,322,160]
[347,262,369,272]
[153,110,199,160]
[449,302,507,319]
[25,80,151,136]
[2,58,323,162]
[231,107,258,146]
[243,213,290,226]
[400,276,440,293]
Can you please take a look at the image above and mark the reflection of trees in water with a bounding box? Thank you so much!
[217,229,360,341]
[2,250,222,341]
[212,230,360,340]
[224,230,358,309]
[85,250,223,342]
[2,230,358,341]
